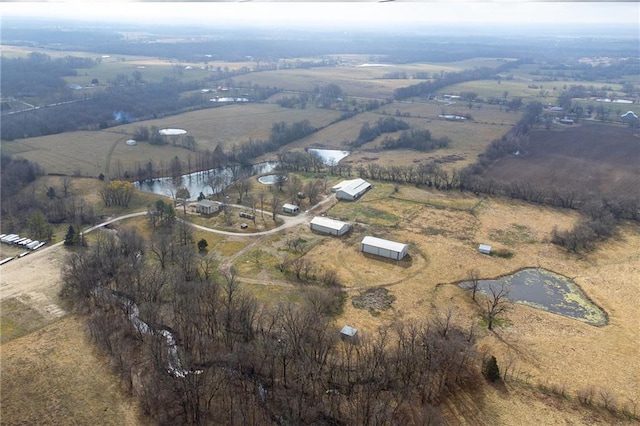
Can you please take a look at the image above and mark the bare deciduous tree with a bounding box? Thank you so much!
[485,282,510,330]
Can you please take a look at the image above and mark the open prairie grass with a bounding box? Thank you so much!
[0,316,148,426]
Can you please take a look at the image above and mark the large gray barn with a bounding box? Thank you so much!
[360,236,409,260]
[310,216,351,236]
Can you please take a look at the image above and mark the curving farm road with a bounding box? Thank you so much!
[0,195,338,315]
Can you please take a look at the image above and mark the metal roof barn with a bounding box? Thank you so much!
[332,178,371,201]
[310,217,351,236]
[361,236,409,260]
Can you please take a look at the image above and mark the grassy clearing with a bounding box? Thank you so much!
[0,316,148,426]
[0,298,49,343]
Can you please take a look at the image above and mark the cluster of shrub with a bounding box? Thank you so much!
[352,117,410,147]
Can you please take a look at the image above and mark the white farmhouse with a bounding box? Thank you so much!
[360,236,409,260]
[310,217,351,236]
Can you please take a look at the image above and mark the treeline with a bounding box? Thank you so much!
[225,120,317,165]
[394,67,496,101]
[0,156,97,236]
[1,52,95,101]
[61,226,482,424]
[1,80,205,140]
[393,60,524,101]
[381,129,451,152]
[352,117,410,147]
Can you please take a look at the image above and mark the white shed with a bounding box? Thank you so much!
[282,203,300,215]
[310,217,351,236]
[361,236,409,260]
[340,325,358,338]
[478,244,492,255]
[332,178,371,201]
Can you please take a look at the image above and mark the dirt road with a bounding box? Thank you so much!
[0,195,337,318]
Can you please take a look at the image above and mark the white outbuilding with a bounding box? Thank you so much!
[332,178,371,201]
[478,244,492,255]
[310,216,351,236]
[360,236,409,260]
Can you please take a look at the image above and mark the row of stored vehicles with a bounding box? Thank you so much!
[0,233,48,265]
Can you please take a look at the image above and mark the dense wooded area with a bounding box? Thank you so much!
[60,226,482,425]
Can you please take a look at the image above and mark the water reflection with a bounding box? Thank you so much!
[135,161,277,200]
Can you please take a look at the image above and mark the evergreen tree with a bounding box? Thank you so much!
[197,238,208,252]
[483,355,500,382]
[64,225,76,246]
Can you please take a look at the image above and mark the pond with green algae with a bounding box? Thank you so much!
[459,268,607,326]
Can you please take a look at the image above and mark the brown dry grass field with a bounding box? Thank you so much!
[1,104,341,177]
[0,316,149,426]
[318,186,640,418]
[485,121,640,199]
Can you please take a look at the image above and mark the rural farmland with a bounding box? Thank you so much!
[1,4,639,425]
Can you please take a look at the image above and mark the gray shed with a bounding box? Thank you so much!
[196,200,221,215]
[340,325,358,338]
[282,203,300,214]
[361,236,408,260]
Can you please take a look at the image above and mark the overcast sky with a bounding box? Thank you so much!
[1,2,639,28]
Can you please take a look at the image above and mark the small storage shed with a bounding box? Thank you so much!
[340,325,358,340]
[332,178,371,201]
[196,200,221,215]
[310,217,351,236]
[361,236,409,260]
[478,244,492,255]
[282,203,300,215]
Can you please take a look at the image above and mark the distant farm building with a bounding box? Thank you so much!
[310,217,351,236]
[478,244,492,255]
[361,236,409,260]
[282,203,300,215]
[196,200,221,215]
[125,139,137,146]
[332,178,371,201]
[621,111,638,123]
[340,325,358,342]
[438,114,466,121]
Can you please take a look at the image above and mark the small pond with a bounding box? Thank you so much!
[257,174,286,185]
[135,161,277,201]
[308,148,350,165]
[458,268,607,326]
